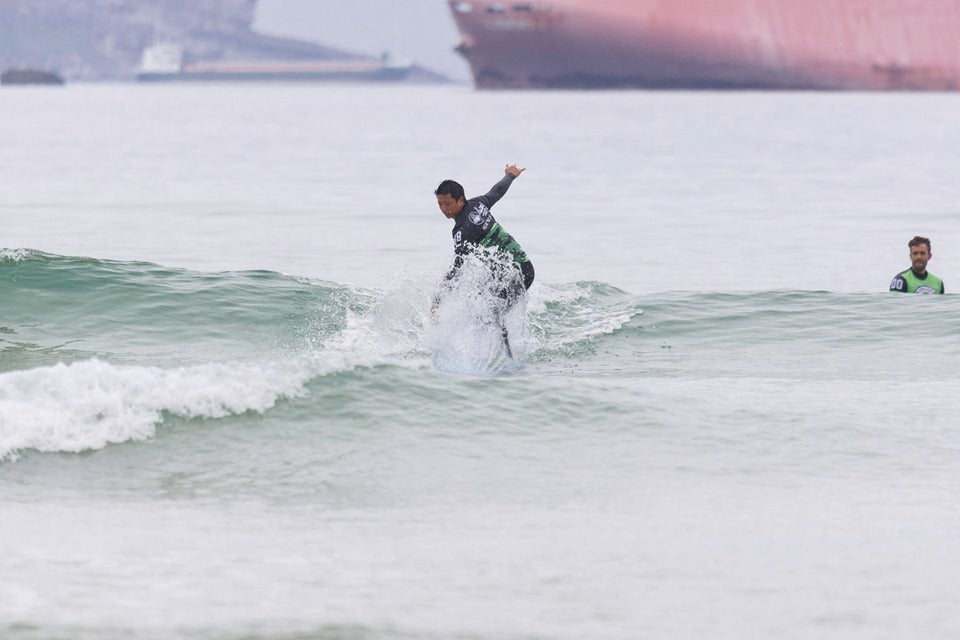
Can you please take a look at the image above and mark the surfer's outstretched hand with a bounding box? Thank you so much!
[505,164,525,177]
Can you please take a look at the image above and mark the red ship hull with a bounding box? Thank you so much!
[448,0,960,90]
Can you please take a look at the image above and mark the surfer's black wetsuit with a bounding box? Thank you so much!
[435,172,534,307]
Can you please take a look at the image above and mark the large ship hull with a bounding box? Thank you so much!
[448,0,960,90]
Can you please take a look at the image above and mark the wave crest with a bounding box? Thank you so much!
[0,358,313,461]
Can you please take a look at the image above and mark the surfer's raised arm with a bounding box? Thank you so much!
[481,164,526,207]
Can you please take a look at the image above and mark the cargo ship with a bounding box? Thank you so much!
[136,43,411,83]
[447,0,960,90]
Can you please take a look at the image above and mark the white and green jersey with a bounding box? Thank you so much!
[890,269,944,294]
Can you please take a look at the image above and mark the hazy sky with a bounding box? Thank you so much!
[253,0,470,81]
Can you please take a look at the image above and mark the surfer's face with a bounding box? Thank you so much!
[437,194,465,219]
[910,244,931,274]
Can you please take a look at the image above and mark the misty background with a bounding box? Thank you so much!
[254,0,470,82]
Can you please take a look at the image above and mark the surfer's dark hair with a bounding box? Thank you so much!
[435,180,465,201]
[909,236,931,251]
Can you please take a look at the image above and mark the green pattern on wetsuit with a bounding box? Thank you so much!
[479,221,529,263]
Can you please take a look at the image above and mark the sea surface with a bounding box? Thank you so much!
[2,83,959,640]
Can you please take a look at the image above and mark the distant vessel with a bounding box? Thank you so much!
[1,68,64,86]
[136,43,412,83]
[447,0,960,90]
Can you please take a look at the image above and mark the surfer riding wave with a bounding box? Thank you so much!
[432,164,535,358]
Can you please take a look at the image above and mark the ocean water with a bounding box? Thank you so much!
[2,83,960,640]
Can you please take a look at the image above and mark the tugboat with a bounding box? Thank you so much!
[0,68,65,86]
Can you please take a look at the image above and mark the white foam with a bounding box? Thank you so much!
[425,268,532,376]
[317,261,536,376]
[0,357,314,460]
[531,282,640,350]
[0,247,35,262]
